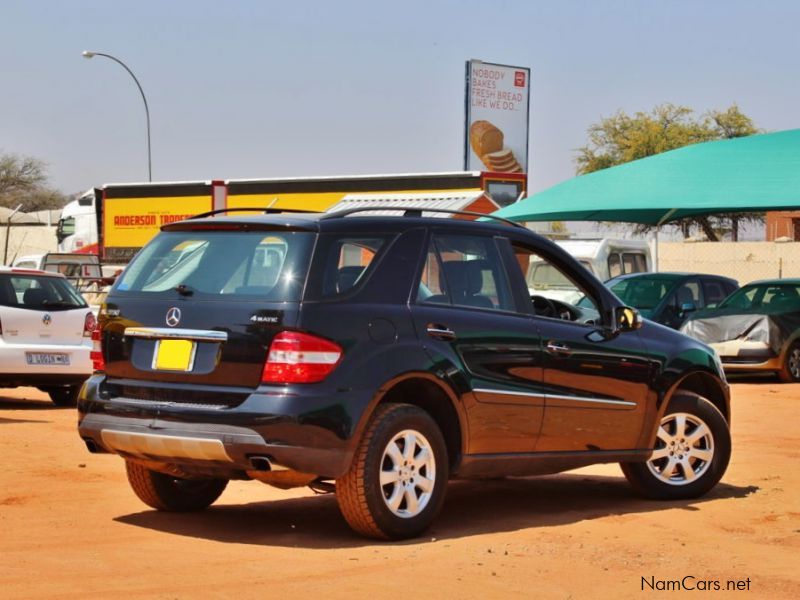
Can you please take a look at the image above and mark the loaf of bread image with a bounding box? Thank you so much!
[470,120,504,158]
[470,120,523,173]
[484,149,518,169]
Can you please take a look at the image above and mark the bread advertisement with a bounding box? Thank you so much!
[464,60,530,174]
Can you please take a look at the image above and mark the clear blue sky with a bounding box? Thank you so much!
[2,0,799,196]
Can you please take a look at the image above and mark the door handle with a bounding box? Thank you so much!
[427,324,456,341]
[546,341,572,356]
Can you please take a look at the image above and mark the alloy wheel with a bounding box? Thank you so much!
[379,429,436,518]
[646,412,715,486]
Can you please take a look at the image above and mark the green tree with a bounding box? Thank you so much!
[0,152,68,211]
[576,103,761,241]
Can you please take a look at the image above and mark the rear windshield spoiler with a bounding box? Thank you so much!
[163,219,320,233]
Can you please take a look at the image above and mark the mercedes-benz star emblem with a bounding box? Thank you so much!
[42,313,52,326]
[165,307,181,327]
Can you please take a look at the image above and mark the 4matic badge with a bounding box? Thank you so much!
[250,311,281,325]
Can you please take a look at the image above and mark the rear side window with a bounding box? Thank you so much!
[703,280,729,306]
[0,274,87,310]
[307,235,392,299]
[417,234,514,312]
[114,231,314,301]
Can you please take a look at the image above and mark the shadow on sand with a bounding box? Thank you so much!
[115,473,759,549]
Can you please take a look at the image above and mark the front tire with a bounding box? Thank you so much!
[125,461,228,512]
[336,403,449,540]
[778,341,800,383]
[621,392,730,500]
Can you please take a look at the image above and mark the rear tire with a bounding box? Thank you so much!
[778,341,800,383]
[336,403,449,540]
[44,385,81,407]
[621,392,730,500]
[125,461,228,512]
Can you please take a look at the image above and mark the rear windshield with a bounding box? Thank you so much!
[113,230,314,301]
[0,274,87,310]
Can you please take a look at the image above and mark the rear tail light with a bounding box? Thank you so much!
[90,327,105,372]
[83,312,97,337]
[262,331,342,384]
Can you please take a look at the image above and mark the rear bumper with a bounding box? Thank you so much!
[0,342,92,384]
[77,375,359,479]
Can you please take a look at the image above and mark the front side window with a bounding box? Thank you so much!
[672,281,701,308]
[417,234,514,312]
[608,253,622,278]
[515,244,601,319]
[56,217,75,242]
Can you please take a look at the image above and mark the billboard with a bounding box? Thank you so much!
[464,60,530,175]
[103,194,211,262]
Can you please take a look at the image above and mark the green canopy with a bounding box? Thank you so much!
[492,128,800,224]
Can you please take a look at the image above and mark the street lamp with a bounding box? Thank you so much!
[82,50,152,181]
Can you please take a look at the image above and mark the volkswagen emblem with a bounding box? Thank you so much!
[42,313,52,326]
[165,307,182,327]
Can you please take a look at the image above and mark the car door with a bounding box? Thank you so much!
[410,232,545,454]
[506,239,653,453]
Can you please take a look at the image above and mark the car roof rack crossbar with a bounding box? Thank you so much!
[321,206,524,228]
[189,207,321,220]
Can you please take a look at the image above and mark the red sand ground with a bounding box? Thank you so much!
[1,383,798,599]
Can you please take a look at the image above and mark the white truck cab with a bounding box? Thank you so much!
[527,238,652,303]
[56,189,98,254]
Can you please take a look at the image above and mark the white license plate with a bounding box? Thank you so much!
[26,353,70,366]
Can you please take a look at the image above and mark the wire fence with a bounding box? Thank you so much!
[659,242,800,285]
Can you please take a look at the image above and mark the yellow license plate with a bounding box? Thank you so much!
[153,339,195,371]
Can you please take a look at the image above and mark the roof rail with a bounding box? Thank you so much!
[189,207,320,219]
[321,206,524,228]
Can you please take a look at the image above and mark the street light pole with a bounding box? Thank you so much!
[82,50,152,181]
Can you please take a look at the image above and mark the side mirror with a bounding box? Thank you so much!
[615,306,643,332]
[679,302,697,315]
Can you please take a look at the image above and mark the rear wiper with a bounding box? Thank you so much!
[174,284,195,297]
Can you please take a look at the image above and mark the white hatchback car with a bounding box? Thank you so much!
[0,267,95,406]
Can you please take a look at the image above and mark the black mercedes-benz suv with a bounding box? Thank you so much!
[78,208,731,540]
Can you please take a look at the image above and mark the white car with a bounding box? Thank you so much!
[0,267,95,405]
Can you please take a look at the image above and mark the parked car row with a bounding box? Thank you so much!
[587,271,800,382]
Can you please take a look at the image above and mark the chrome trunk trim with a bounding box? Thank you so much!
[124,327,228,342]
